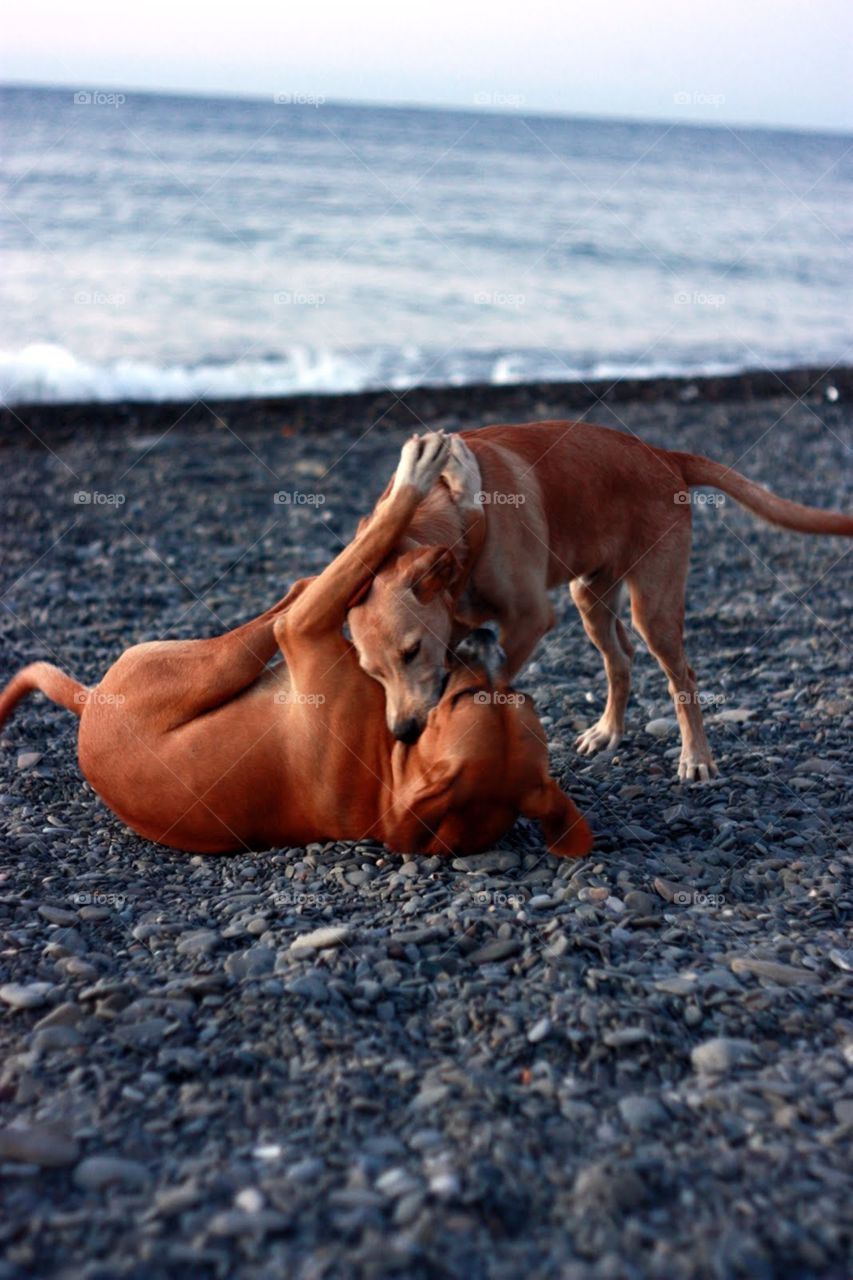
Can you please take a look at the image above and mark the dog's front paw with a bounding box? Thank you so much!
[392,432,451,498]
[441,435,482,510]
[575,720,623,756]
[678,753,719,783]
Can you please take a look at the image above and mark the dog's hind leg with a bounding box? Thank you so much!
[625,527,718,782]
[572,578,634,755]
[102,578,318,731]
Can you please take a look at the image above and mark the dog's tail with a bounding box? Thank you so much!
[671,451,853,536]
[0,662,88,729]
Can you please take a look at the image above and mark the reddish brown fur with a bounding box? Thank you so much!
[349,420,852,781]
[0,435,591,859]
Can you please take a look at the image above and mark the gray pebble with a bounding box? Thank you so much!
[623,890,658,914]
[617,1094,668,1131]
[729,957,821,986]
[829,949,853,972]
[0,981,53,1009]
[621,824,657,843]
[176,929,220,956]
[691,1037,758,1074]
[645,718,677,739]
[225,945,276,978]
[34,1002,82,1030]
[207,1208,289,1236]
[451,850,520,873]
[286,974,328,1001]
[73,1155,150,1190]
[38,904,79,926]
[0,1125,79,1167]
[467,938,521,965]
[290,925,351,952]
[31,1024,85,1054]
[604,1027,651,1048]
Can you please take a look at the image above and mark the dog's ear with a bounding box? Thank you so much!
[395,757,462,832]
[521,779,592,859]
[407,546,461,603]
[406,758,458,805]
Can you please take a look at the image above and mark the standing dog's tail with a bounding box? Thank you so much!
[671,451,853,536]
[0,662,88,729]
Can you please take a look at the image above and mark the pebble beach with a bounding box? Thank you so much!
[0,368,851,1279]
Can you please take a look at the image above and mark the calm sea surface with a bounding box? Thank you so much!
[1,84,851,403]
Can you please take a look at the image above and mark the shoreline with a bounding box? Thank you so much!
[2,362,849,442]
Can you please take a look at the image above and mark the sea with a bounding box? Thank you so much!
[1,83,851,405]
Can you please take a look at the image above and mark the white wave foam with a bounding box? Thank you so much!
[0,343,409,406]
[0,341,815,407]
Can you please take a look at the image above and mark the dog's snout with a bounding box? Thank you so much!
[392,717,423,745]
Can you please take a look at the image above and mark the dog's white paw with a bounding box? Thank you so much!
[575,722,623,756]
[393,432,451,498]
[441,435,482,510]
[678,755,719,783]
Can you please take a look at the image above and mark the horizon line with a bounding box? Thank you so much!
[2,77,851,139]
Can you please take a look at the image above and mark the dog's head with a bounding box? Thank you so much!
[402,656,592,859]
[348,545,464,743]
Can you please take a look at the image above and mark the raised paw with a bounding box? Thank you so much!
[575,721,623,757]
[440,435,482,510]
[392,431,451,499]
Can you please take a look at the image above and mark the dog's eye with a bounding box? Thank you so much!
[401,641,421,665]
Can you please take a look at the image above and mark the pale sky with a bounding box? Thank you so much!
[2,0,852,132]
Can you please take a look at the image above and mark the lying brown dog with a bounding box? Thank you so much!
[0,433,591,859]
[348,421,852,781]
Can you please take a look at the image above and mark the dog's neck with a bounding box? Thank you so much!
[399,481,486,599]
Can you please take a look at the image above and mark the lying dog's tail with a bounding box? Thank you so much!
[0,662,88,729]
[671,451,853,536]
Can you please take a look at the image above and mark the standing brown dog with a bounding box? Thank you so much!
[0,433,591,859]
[349,421,852,781]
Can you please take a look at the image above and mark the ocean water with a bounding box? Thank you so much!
[1,84,851,405]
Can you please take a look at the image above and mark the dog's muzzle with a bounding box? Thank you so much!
[392,717,423,745]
